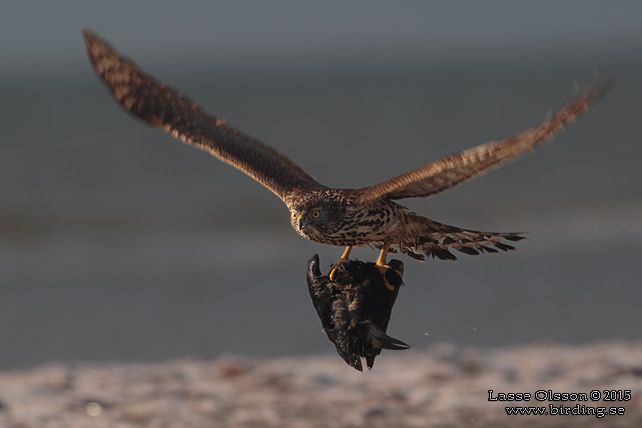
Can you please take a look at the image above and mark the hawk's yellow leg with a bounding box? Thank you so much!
[376,243,401,291]
[329,246,352,281]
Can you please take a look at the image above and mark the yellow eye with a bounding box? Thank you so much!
[291,212,297,219]
[311,210,321,219]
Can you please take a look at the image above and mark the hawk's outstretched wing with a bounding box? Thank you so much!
[84,30,322,205]
[355,76,612,205]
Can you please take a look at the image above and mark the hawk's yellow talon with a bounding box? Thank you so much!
[329,246,352,281]
[376,263,401,291]
[328,262,343,281]
[375,243,400,291]
[376,263,390,274]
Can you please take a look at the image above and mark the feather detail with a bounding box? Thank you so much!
[392,212,526,261]
[355,74,613,205]
[83,30,321,205]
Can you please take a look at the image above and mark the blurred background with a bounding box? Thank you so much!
[1,0,641,368]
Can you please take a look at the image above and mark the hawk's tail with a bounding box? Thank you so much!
[398,214,526,261]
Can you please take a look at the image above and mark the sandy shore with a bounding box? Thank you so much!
[1,342,641,427]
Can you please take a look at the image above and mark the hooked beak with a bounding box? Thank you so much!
[296,213,305,231]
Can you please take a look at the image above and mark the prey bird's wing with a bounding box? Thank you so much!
[84,30,321,205]
[355,77,612,205]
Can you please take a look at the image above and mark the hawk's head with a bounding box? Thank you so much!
[289,191,349,242]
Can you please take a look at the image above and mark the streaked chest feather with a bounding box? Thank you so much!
[322,201,405,246]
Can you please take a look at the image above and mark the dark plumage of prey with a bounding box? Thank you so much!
[84,30,612,285]
[306,255,409,371]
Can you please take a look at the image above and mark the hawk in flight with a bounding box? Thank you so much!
[84,31,610,286]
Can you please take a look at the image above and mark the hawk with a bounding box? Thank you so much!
[84,31,611,286]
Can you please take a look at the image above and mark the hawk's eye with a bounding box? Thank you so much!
[311,210,321,219]
[291,212,297,220]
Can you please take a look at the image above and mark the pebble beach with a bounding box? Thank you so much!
[1,342,641,428]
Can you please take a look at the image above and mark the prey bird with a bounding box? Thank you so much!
[306,255,409,371]
[84,30,611,287]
